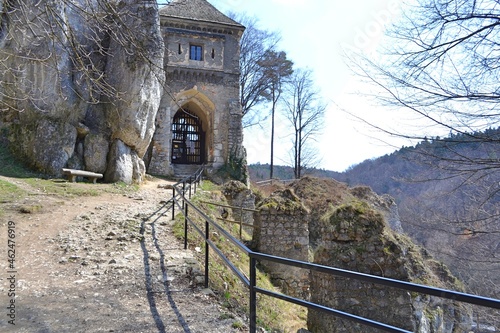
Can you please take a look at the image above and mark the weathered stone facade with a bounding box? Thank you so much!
[253,189,311,299]
[253,177,472,333]
[147,0,245,178]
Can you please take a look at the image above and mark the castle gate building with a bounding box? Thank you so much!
[146,0,245,177]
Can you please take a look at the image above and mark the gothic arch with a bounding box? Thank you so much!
[170,89,215,164]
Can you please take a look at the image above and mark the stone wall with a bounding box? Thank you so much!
[254,189,311,299]
[253,177,472,333]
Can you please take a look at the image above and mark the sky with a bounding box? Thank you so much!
[205,0,414,173]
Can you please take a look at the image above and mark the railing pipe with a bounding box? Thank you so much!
[184,204,188,250]
[249,257,257,333]
[189,177,192,199]
[205,237,249,286]
[182,181,186,209]
[183,197,249,255]
[205,219,209,289]
[171,186,175,220]
[239,205,243,239]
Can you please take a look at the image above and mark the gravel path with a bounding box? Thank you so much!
[0,177,246,332]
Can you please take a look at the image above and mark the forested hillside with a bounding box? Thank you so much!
[336,129,500,304]
[248,163,340,182]
[249,128,500,304]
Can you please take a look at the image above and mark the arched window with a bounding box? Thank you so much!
[171,109,204,164]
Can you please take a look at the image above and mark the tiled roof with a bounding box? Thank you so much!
[159,0,244,28]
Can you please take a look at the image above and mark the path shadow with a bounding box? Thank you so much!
[140,202,192,333]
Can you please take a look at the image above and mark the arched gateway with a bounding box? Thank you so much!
[171,109,205,164]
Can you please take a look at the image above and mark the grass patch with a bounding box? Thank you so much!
[173,180,307,332]
[199,180,219,192]
[0,179,26,203]
[0,176,140,207]
[19,179,139,198]
[23,178,102,197]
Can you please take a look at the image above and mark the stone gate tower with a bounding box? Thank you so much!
[147,0,245,178]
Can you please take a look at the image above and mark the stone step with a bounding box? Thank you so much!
[172,164,203,180]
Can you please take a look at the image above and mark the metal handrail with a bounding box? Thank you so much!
[255,178,295,186]
[200,200,259,239]
[170,176,500,333]
[170,166,205,220]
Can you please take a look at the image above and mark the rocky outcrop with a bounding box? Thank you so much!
[0,0,164,183]
[253,177,472,333]
[309,201,471,333]
[222,180,256,227]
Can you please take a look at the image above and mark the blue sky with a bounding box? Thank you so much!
[207,0,411,172]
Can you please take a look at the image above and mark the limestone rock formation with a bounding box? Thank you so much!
[222,180,256,227]
[0,0,164,183]
[253,177,472,333]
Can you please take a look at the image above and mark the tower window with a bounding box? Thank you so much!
[178,43,182,54]
[211,48,215,59]
[190,45,203,61]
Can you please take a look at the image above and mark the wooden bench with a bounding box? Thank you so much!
[62,168,103,184]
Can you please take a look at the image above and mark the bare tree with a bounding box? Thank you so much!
[283,69,326,179]
[349,0,500,321]
[259,50,293,179]
[228,13,281,128]
[351,0,500,172]
[349,0,500,222]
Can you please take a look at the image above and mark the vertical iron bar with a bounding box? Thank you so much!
[171,187,175,220]
[239,206,243,240]
[182,181,186,210]
[249,256,257,333]
[205,219,209,288]
[189,177,192,199]
[184,204,188,250]
[198,171,203,192]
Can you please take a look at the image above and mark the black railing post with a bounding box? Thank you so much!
[189,177,192,199]
[182,181,186,210]
[205,219,209,288]
[171,187,175,220]
[239,206,243,240]
[249,256,257,333]
[184,204,188,250]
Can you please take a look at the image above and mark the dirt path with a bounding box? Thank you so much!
[0,177,246,332]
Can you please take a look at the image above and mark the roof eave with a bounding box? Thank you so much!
[160,14,245,31]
